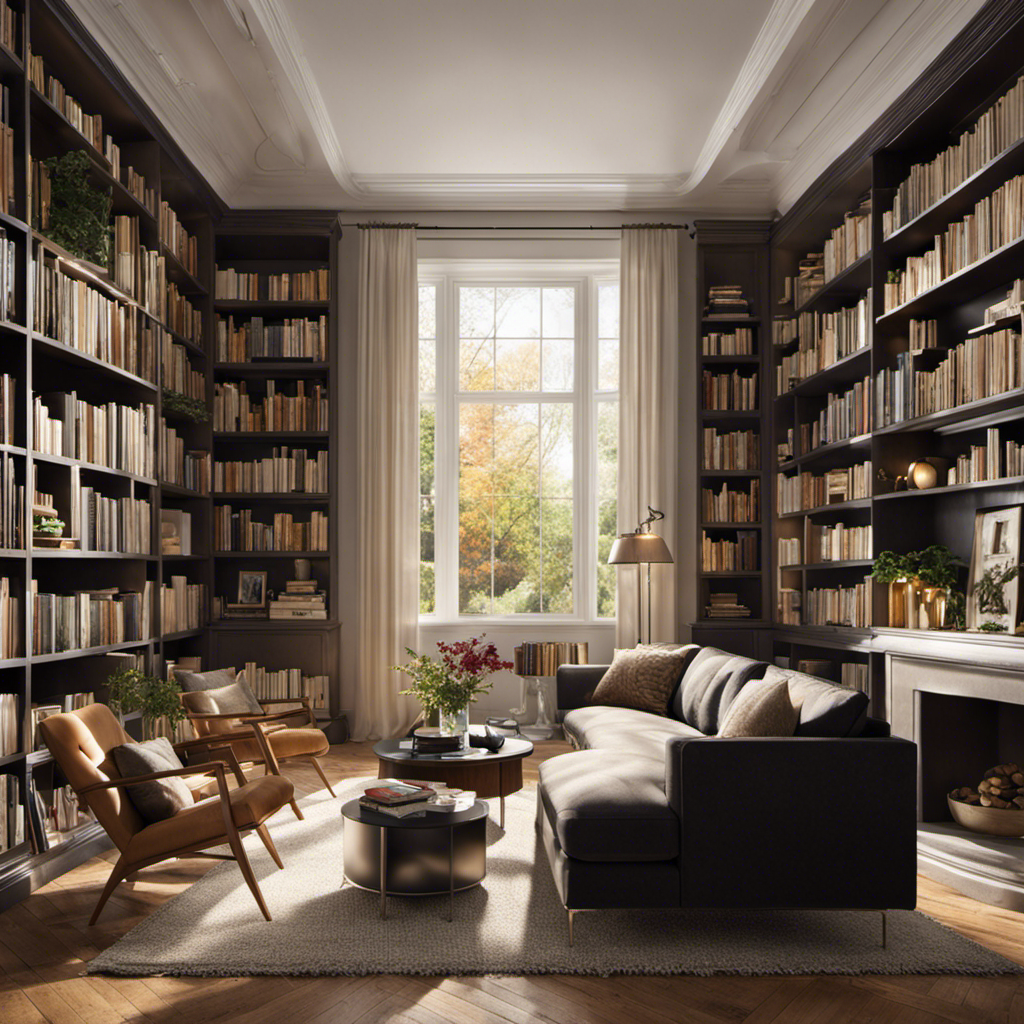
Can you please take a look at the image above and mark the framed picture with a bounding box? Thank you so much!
[237,570,268,608]
[967,506,1022,632]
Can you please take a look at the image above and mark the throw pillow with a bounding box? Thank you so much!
[176,667,263,715]
[110,737,192,824]
[184,678,264,716]
[717,677,799,737]
[588,646,695,716]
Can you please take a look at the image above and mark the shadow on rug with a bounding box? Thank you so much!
[88,778,1024,977]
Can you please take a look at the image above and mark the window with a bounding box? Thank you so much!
[419,265,619,621]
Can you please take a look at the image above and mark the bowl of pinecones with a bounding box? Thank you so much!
[948,763,1024,836]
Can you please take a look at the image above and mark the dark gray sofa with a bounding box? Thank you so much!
[537,645,918,944]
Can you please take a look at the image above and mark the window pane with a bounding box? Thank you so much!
[542,497,574,613]
[598,282,620,392]
[495,287,540,338]
[459,286,494,338]
[460,337,494,391]
[492,403,539,496]
[495,338,540,391]
[419,285,436,394]
[596,399,618,618]
[543,287,575,338]
[541,404,573,498]
[493,496,540,613]
[598,283,619,339]
[459,495,494,614]
[419,285,436,339]
[420,403,436,614]
[543,337,574,392]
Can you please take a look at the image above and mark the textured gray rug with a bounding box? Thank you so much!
[89,778,1024,977]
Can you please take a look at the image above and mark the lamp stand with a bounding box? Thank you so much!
[646,560,653,645]
[636,563,643,646]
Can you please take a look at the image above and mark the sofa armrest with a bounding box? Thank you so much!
[665,734,917,910]
[556,665,610,713]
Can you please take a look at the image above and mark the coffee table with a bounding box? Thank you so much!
[341,798,488,920]
[373,730,534,828]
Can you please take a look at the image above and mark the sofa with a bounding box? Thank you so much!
[537,644,918,944]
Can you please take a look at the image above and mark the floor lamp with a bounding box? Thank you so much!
[608,508,674,646]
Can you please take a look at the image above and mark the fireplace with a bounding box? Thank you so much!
[889,649,1024,910]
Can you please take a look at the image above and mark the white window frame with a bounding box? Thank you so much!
[419,259,618,625]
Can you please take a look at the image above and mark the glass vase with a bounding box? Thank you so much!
[439,706,470,746]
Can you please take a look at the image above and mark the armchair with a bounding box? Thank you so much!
[38,703,294,924]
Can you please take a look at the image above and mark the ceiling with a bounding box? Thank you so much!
[72,0,987,213]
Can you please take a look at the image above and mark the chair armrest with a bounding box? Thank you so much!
[259,697,311,706]
[258,696,316,726]
[187,709,301,724]
[664,734,918,910]
[78,761,229,794]
[173,738,247,786]
[556,665,610,712]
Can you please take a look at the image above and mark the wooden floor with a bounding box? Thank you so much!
[3,741,1024,1024]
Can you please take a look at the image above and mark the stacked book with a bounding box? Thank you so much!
[161,332,206,401]
[166,282,204,348]
[778,537,802,566]
[159,577,207,634]
[358,779,473,819]
[513,641,588,676]
[701,480,760,523]
[704,593,751,619]
[776,462,871,514]
[30,583,153,655]
[701,428,760,470]
[213,380,329,433]
[0,690,16,753]
[0,372,14,443]
[215,266,329,301]
[805,578,871,628]
[1,452,24,549]
[214,447,328,494]
[704,285,750,319]
[701,530,758,572]
[268,579,327,620]
[802,376,872,450]
[159,424,210,493]
[702,369,758,410]
[216,316,328,362]
[823,193,871,281]
[702,328,753,356]
[241,663,328,708]
[0,575,18,658]
[948,427,1024,485]
[160,202,199,277]
[784,255,824,308]
[214,506,328,552]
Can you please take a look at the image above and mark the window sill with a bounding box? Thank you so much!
[419,618,615,629]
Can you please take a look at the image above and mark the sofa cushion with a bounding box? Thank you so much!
[563,705,703,760]
[589,645,699,716]
[110,738,192,824]
[538,750,679,862]
[671,648,769,734]
[761,665,869,737]
[718,677,799,737]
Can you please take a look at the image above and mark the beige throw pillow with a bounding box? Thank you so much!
[589,646,693,716]
[718,677,799,737]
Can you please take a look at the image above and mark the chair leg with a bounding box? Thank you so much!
[309,756,337,797]
[224,823,272,921]
[289,797,305,821]
[256,823,284,869]
[89,855,130,926]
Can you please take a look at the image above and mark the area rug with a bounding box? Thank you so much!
[89,779,1024,977]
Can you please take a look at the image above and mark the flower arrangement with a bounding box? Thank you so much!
[395,636,512,716]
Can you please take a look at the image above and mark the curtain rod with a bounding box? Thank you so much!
[342,221,693,236]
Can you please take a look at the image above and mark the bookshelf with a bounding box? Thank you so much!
[690,221,771,658]
[767,0,1024,712]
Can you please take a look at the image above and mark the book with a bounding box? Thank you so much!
[363,780,436,806]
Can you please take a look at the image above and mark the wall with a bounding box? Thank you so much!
[335,210,698,725]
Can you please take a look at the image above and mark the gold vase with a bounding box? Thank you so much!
[888,579,909,627]
[919,586,947,629]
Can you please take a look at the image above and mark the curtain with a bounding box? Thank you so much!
[354,227,420,740]
[617,228,680,647]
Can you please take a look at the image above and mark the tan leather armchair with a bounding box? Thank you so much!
[180,693,336,821]
[38,703,294,924]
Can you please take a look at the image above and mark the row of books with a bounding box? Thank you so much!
[162,332,205,400]
[776,462,872,514]
[702,328,754,356]
[778,588,801,625]
[77,487,151,554]
[268,579,327,620]
[0,774,24,853]
[213,381,329,433]
[123,165,156,218]
[0,576,17,658]
[701,480,760,523]
[160,577,206,635]
[778,537,801,566]
[874,328,1022,427]
[0,452,23,549]
[213,447,328,495]
[513,641,589,677]
[782,255,823,309]
[822,194,871,281]
[805,579,871,628]
[216,316,329,363]
[241,662,328,708]
[159,202,199,278]
[804,523,872,564]
[33,393,155,478]
[30,582,153,655]
[34,255,156,382]
[700,530,758,572]
[883,72,1024,237]
[704,284,751,319]
[159,424,210,492]
[215,267,330,302]
[773,292,872,394]
[701,428,760,471]
[702,369,758,411]
[909,319,939,352]
[0,691,15,753]
[0,227,16,323]
[883,172,1024,311]
[705,592,751,619]
[0,87,14,219]
[0,2,16,59]
[0,372,14,443]
[111,228,167,318]
[28,54,111,157]
[801,376,872,452]
[166,281,204,349]
[213,506,329,552]
[947,427,1024,485]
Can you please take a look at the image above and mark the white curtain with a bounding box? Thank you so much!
[617,228,679,648]
[354,227,420,740]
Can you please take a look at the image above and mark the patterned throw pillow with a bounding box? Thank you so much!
[588,646,696,716]
[717,677,799,737]
[110,737,192,824]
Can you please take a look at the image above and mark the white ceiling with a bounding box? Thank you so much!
[72,0,987,213]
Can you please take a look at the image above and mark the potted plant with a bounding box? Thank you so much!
[871,550,918,628]
[915,544,962,629]
[395,637,512,744]
[106,666,188,742]
[974,562,1023,632]
[871,545,962,629]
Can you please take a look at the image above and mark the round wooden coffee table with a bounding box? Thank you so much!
[373,731,533,828]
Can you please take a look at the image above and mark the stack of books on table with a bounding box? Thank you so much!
[705,592,751,619]
[704,285,751,319]
[358,779,474,818]
[268,579,327,620]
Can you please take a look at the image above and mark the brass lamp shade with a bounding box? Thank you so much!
[608,532,674,565]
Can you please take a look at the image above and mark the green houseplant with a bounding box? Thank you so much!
[974,561,1022,632]
[42,150,112,266]
[161,387,209,423]
[872,545,963,629]
[106,666,187,741]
